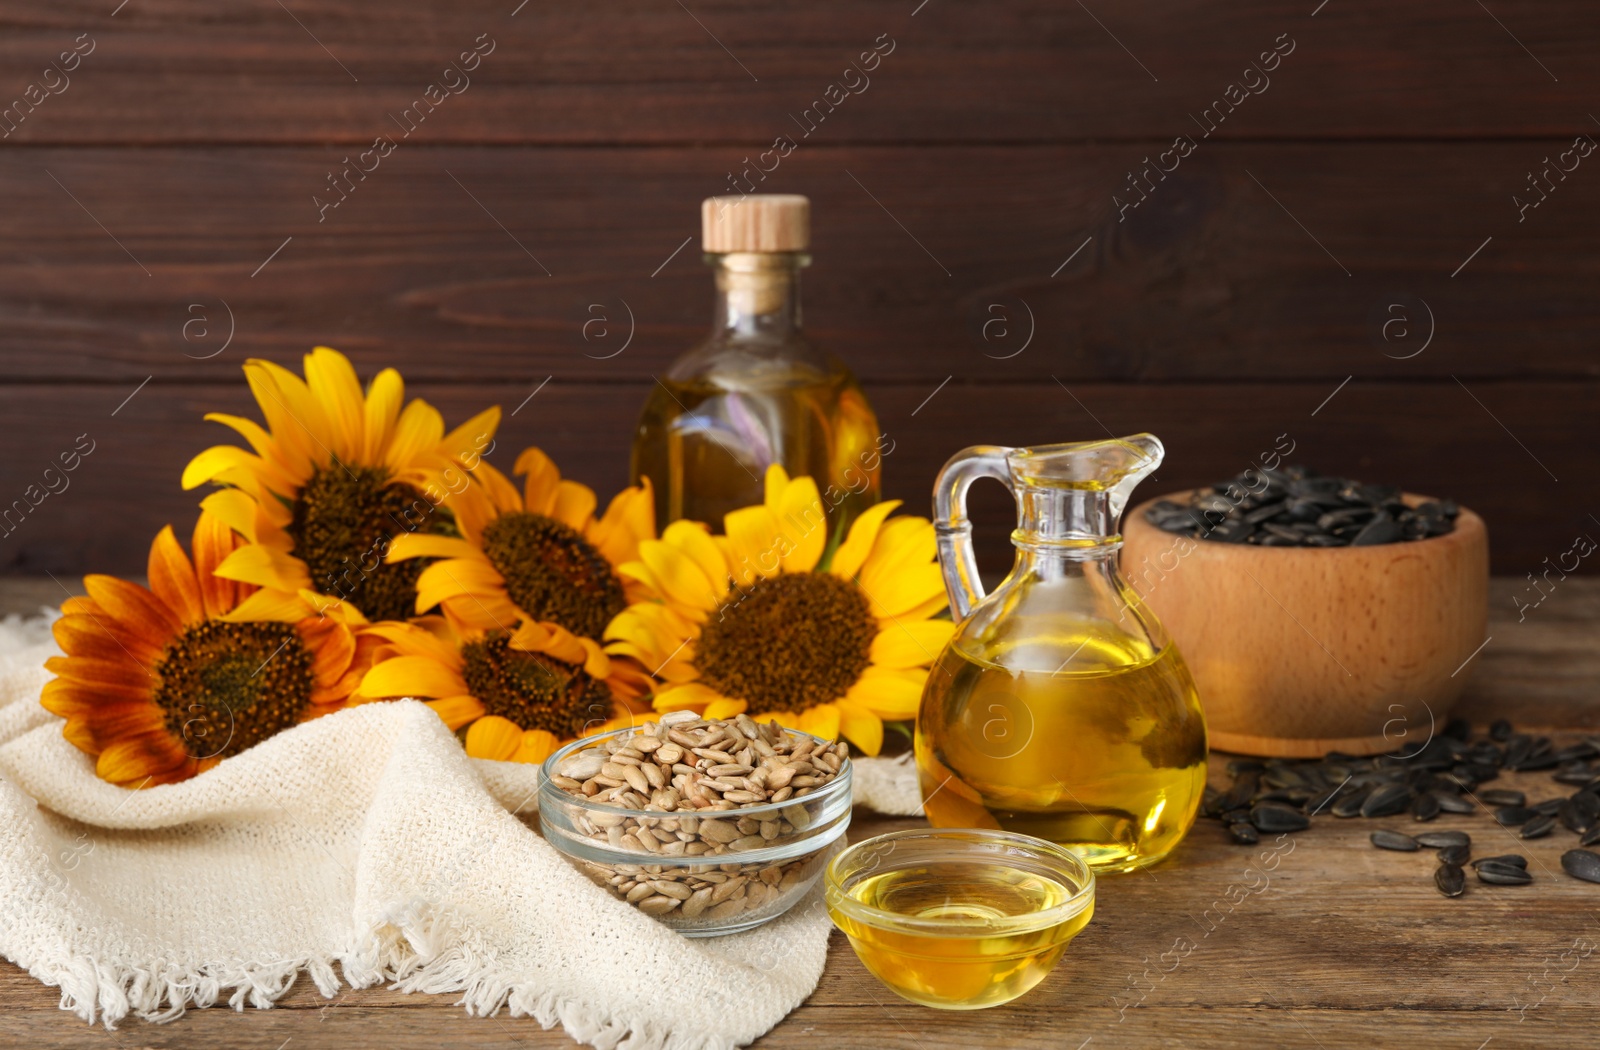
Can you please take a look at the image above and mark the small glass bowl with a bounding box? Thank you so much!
[826,828,1095,1009]
[539,725,852,937]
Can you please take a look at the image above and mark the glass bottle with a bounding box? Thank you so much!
[632,194,881,541]
[915,435,1208,872]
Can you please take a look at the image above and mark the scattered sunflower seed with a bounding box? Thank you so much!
[1250,803,1310,833]
[1561,849,1600,884]
[1362,785,1413,818]
[1371,830,1420,852]
[1437,844,1471,866]
[1476,862,1534,886]
[1520,814,1556,839]
[1229,822,1260,845]
[1471,854,1528,869]
[1435,864,1466,898]
[1414,830,1470,849]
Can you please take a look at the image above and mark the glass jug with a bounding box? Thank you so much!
[915,435,1208,872]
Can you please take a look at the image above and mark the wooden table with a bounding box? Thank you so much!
[2,578,1595,1049]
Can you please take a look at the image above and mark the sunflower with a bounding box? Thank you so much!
[351,617,637,764]
[182,346,500,624]
[42,515,369,787]
[605,466,952,756]
[384,448,654,690]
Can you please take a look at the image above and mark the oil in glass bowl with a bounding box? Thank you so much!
[826,829,1095,1010]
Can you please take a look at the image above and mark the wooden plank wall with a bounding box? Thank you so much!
[0,0,1596,579]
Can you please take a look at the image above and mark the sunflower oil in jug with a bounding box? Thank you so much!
[915,436,1207,872]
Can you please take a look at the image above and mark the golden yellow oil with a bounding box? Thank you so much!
[830,861,1092,1009]
[916,627,1207,872]
[632,368,881,535]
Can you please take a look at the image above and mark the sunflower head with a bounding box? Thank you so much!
[42,514,367,787]
[351,616,640,765]
[387,447,654,643]
[182,346,500,622]
[606,466,951,756]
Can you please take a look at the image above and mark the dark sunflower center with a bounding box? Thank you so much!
[287,463,446,622]
[696,572,875,712]
[461,631,612,738]
[480,511,626,639]
[152,620,315,760]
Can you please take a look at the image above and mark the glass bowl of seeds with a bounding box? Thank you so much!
[538,710,853,937]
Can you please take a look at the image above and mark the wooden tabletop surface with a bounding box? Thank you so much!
[2,577,1595,1049]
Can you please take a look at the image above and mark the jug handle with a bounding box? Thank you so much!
[932,446,1011,620]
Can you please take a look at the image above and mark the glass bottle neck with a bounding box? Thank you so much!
[1012,486,1122,558]
[710,252,806,339]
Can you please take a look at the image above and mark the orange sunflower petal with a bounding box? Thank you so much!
[83,575,180,639]
[147,526,206,628]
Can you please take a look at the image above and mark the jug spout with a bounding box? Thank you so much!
[931,434,1164,617]
[1008,434,1164,548]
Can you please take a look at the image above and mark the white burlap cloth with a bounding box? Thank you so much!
[0,614,921,1048]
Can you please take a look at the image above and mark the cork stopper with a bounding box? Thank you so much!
[702,194,810,253]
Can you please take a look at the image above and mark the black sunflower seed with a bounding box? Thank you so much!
[1435,863,1466,897]
[1362,785,1413,818]
[1495,806,1537,825]
[1332,789,1371,818]
[1583,825,1600,849]
[1437,843,1471,866]
[1520,814,1556,839]
[1371,830,1420,852]
[1476,862,1534,886]
[1489,719,1512,742]
[1223,808,1253,825]
[1250,803,1311,833]
[1410,792,1442,822]
[1559,800,1595,835]
[1561,849,1600,884]
[1471,854,1528,869]
[1415,830,1470,849]
[1532,798,1564,817]
[1229,822,1260,845]
[1505,735,1533,768]
[1431,790,1476,815]
[1480,789,1525,808]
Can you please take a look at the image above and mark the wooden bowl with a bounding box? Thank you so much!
[1120,495,1489,758]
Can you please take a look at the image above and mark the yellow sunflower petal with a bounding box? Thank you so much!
[213,544,314,594]
[828,500,902,580]
[869,619,956,669]
[845,666,927,720]
[362,367,404,464]
[440,406,501,467]
[774,475,828,573]
[464,715,525,762]
[181,445,292,496]
[859,563,947,621]
[702,697,748,720]
[549,480,598,531]
[384,399,445,473]
[223,585,318,622]
[800,703,841,741]
[834,697,883,756]
[590,482,656,568]
[763,463,791,507]
[413,558,507,613]
[199,489,262,543]
[858,517,939,593]
[723,505,784,586]
[250,358,336,468]
[651,682,724,712]
[660,520,730,602]
[360,655,470,700]
[303,347,366,462]
[423,694,487,729]
[512,729,560,765]
[241,360,317,477]
[387,534,483,563]
[515,447,561,516]
[638,539,718,612]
